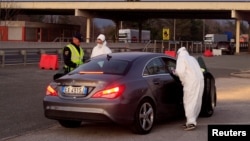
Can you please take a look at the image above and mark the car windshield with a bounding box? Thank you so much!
[72,59,129,75]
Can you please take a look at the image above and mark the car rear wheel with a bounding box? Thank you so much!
[200,76,217,117]
[131,99,155,134]
[58,120,82,128]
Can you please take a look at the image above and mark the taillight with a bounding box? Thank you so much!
[46,85,58,96]
[92,85,125,99]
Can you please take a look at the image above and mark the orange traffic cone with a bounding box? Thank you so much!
[165,51,176,58]
[203,49,213,57]
[39,54,59,70]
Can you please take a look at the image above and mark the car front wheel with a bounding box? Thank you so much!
[131,99,155,134]
[58,120,82,128]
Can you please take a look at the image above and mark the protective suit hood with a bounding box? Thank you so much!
[177,47,189,57]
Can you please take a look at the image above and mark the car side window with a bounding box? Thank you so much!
[143,58,167,76]
[102,60,128,74]
[161,57,176,73]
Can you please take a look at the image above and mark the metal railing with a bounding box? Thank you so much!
[143,40,206,53]
[0,42,134,67]
[0,41,248,67]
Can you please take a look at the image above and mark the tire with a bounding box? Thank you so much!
[58,120,82,128]
[131,99,155,135]
[200,74,217,117]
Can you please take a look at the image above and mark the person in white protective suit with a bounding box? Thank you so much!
[90,34,112,58]
[174,47,204,131]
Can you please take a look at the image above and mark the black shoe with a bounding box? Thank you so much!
[184,124,196,131]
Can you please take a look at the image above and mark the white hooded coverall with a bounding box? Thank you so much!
[175,47,204,126]
[91,34,112,58]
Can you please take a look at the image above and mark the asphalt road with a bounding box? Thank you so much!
[1,53,250,141]
[0,64,57,140]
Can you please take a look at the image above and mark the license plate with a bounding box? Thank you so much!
[62,86,86,95]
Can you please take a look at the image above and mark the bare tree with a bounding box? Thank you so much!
[101,24,116,42]
[0,0,22,23]
[0,0,23,41]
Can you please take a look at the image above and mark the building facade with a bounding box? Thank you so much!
[0,21,80,42]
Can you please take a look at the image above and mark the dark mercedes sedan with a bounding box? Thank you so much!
[43,52,216,134]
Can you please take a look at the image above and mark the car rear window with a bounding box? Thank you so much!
[74,59,129,75]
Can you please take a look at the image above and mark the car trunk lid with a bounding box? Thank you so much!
[55,73,123,99]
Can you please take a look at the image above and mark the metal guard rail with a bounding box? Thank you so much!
[0,41,248,67]
[0,42,135,67]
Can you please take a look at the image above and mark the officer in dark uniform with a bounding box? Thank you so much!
[53,32,85,80]
[63,32,85,73]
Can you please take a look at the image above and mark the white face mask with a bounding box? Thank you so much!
[97,43,102,48]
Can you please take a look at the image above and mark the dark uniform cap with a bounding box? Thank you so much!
[73,32,82,42]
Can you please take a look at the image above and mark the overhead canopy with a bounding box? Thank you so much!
[1,1,250,21]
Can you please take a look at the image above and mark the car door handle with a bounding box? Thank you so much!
[153,79,160,85]
[154,81,160,85]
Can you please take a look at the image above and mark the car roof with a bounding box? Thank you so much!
[92,52,168,62]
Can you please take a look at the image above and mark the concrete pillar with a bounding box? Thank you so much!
[0,50,5,67]
[86,18,91,43]
[75,9,92,43]
[57,49,63,62]
[235,19,240,54]
[248,21,250,53]
[40,49,46,54]
[20,50,27,66]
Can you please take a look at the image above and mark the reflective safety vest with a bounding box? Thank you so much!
[64,44,84,72]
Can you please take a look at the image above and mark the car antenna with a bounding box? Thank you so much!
[107,54,112,61]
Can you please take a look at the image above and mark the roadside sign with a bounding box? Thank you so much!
[163,28,170,40]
